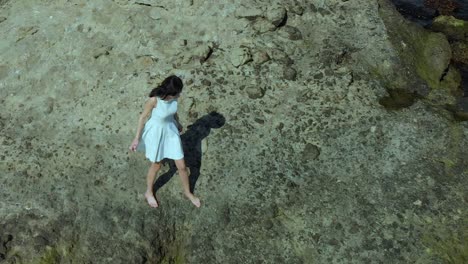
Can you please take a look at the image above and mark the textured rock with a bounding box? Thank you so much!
[286,1,304,16]
[267,48,294,66]
[179,44,213,65]
[452,41,468,64]
[1,0,467,263]
[0,64,8,79]
[428,65,464,105]
[416,32,452,87]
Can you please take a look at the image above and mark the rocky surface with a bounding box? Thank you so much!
[1,0,467,263]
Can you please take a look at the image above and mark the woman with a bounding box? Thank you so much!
[129,75,201,208]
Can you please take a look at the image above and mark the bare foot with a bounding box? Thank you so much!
[145,192,158,208]
[185,193,201,208]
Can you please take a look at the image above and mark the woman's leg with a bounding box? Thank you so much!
[174,158,201,208]
[145,162,161,208]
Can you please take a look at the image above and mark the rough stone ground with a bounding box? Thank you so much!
[0,0,467,263]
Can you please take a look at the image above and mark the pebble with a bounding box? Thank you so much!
[229,47,252,67]
[246,85,265,99]
[149,8,162,20]
[252,18,276,33]
[279,26,303,40]
[201,79,211,86]
[266,5,287,27]
[234,6,263,20]
[303,143,320,160]
[283,67,297,81]
[252,51,270,65]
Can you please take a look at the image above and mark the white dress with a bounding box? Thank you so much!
[137,96,184,162]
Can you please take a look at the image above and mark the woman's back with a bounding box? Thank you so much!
[149,97,178,122]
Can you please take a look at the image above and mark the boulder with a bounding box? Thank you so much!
[431,15,468,41]
[375,0,452,99]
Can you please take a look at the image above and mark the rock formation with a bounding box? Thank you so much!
[1,0,467,263]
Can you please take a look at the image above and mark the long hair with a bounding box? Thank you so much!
[149,75,183,99]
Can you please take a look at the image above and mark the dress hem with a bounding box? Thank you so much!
[145,154,185,163]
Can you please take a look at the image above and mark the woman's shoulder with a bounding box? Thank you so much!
[146,96,158,106]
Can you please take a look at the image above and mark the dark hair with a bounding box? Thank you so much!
[149,75,183,99]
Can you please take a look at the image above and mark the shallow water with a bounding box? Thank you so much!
[391,0,468,26]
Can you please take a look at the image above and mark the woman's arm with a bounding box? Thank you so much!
[174,113,183,132]
[134,97,157,139]
[130,97,157,151]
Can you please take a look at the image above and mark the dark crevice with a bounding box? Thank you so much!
[391,1,436,27]
[444,102,468,121]
[93,51,110,59]
[348,72,355,86]
[134,3,166,10]
[277,12,288,28]
[0,234,13,261]
[458,65,468,97]
[201,47,213,64]
[439,65,450,82]
[135,2,152,6]
[0,0,9,7]
[335,50,348,65]
[379,89,420,110]
[93,46,113,59]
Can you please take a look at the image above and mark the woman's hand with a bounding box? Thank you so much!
[129,138,139,152]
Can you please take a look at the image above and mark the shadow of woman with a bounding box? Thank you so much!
[153,111,226,194]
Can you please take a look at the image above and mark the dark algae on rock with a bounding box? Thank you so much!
[389,0,468,117]
[1,0,467,263]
